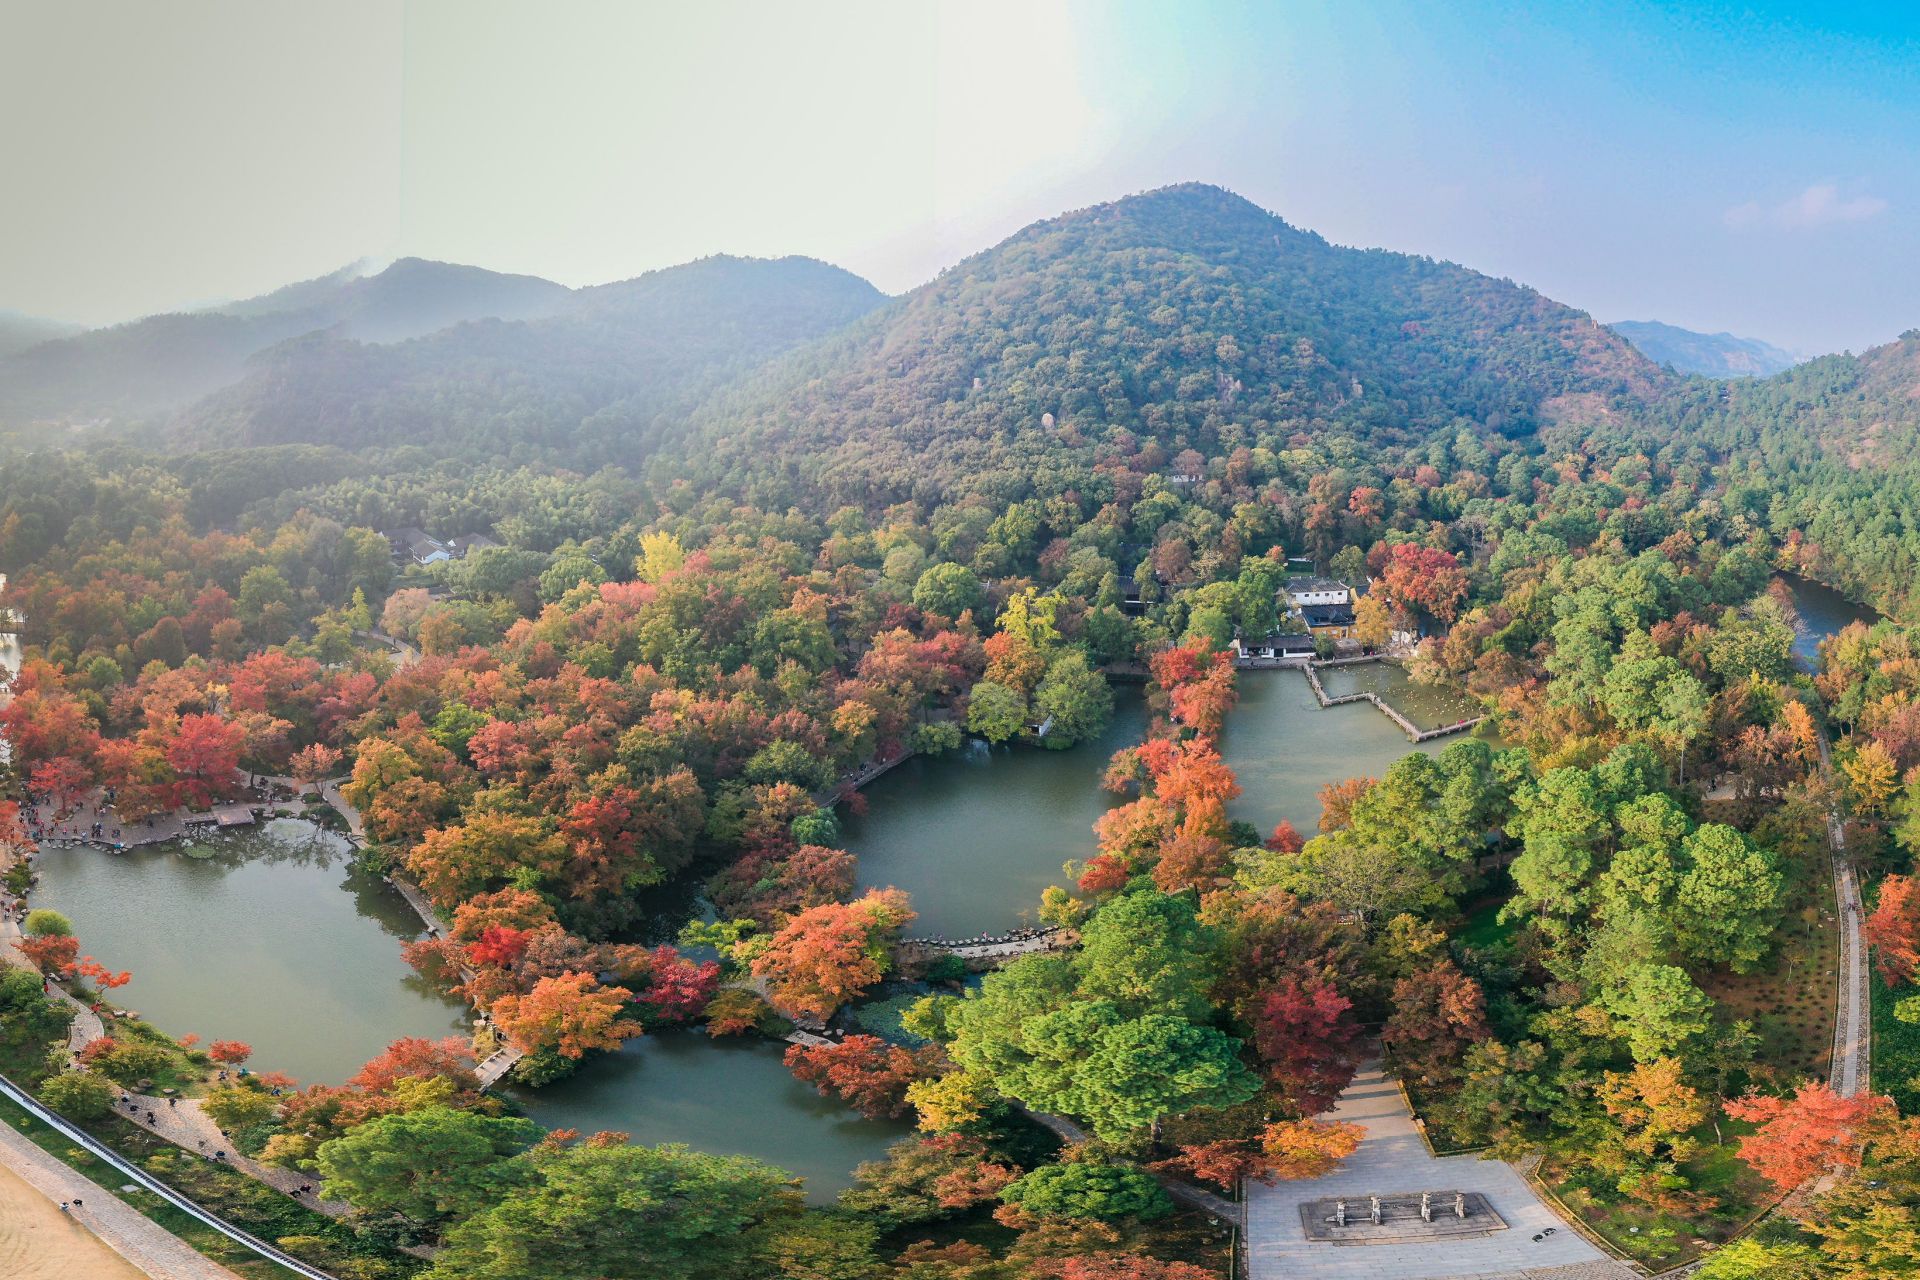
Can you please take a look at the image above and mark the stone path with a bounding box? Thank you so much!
[1817,727,1870,1101]
[1244,1065,1633,1280]
[318,778,366,842]
[0,1114,242,1280]
[0,1072,337,1279]
[905,928,1070,962]
[111,1092,353,1219]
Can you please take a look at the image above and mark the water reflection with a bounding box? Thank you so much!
[1777,573,1877,670]
[511,1031,911,1204]
[31,819,468,1085]
[1220,670,1447,840]
[843,686,1151,937]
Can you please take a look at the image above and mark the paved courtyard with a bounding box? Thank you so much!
[1245,1064,1635,1280]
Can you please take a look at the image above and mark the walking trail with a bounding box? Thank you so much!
[1817,728,1870,1102]
[0,1116,240,1280]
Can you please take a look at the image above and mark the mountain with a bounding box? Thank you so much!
[176,255,887,458]
[213,257,570,341]
[664,183,1668,509]
[0,258,571,425]
[0,311,84,359]
[1610,319,1802,378]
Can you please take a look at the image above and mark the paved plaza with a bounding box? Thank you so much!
[1245,1065,1636,1280]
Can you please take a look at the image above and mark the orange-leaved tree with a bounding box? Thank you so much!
[491,971,641,1059]
[1262,1117,1365,1179]
[1724,1082,1894,1192]
[1865,874,1920,986]
[750,888,915,1020]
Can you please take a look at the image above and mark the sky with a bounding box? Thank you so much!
[3,0,1918,353]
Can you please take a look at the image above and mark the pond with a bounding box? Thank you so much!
[1315,662,1484,732]
[510,1031,912,1204]
[842,685,1151,937]
[1219,669,1449,841]
[29,819,468,1086]
[1778,573,1878,670]
[844,670,1471,936]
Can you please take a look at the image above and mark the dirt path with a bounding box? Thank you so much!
[0,1112,241,1280]
[0,1159,148,1280]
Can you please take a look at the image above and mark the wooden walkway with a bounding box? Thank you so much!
[1301,661,1486,743]
[902,927,1070,963]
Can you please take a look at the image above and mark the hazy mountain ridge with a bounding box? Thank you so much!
[0,310,85,359]
[176,255,888,458]
[1610,319,1803,377]
[0,258,576,424]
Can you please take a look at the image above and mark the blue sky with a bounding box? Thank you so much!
[3,1,1916,352]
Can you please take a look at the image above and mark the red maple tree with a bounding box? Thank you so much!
[29,756,93,814]
[73,956,131,990]
[1265,819,1305,853]
[347,1036,478,1094]
[1724,1083,1894,1192]
[166,713,245,809]
[1252,973,1362,1116]
[1379,543,1469,623]
[16,934,78,975]
[634,946,721,1024]
[783,1033,943,1119]
[466,925,530,969]
[1865,874,1920,986]
[207,1039,253,1066]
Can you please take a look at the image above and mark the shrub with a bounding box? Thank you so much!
[1000,1161,1173,1222]
[202,1084,280,1133]
[40,1070,115,1120]
[22,909,73,937]
[90,1040,173,1087]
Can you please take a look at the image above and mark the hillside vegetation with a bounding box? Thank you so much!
[665,183,1667,509]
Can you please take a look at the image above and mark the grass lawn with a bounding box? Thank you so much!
[1455,893,1516,953]
[88,1010,214,1096]
[1870,971,1920,1113]
[1697,862,1838,1079]
[1539,1126,1777,1270]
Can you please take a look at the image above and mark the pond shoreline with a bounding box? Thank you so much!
[1300,658,1487,742]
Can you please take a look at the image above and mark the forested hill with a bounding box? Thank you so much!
[173,255,886,459]
[0,258,571,424]
[1645,330,1920,615]
[0,310,83,359]
[657,182,1669,510]
[1610,319,1802,377]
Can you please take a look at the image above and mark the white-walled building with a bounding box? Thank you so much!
[1285,577,1351,609]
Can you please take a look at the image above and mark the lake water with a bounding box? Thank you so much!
[843,686,1152,937]
[1219,669,1448,841]
[845,668,1466,935]
[1779,573,1877,669]
[510,1031,912,1204]
[29,819,468,1086]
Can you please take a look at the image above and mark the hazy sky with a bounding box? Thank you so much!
[3,1,1917,353]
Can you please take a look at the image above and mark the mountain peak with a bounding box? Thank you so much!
[1609,319,1802,378]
